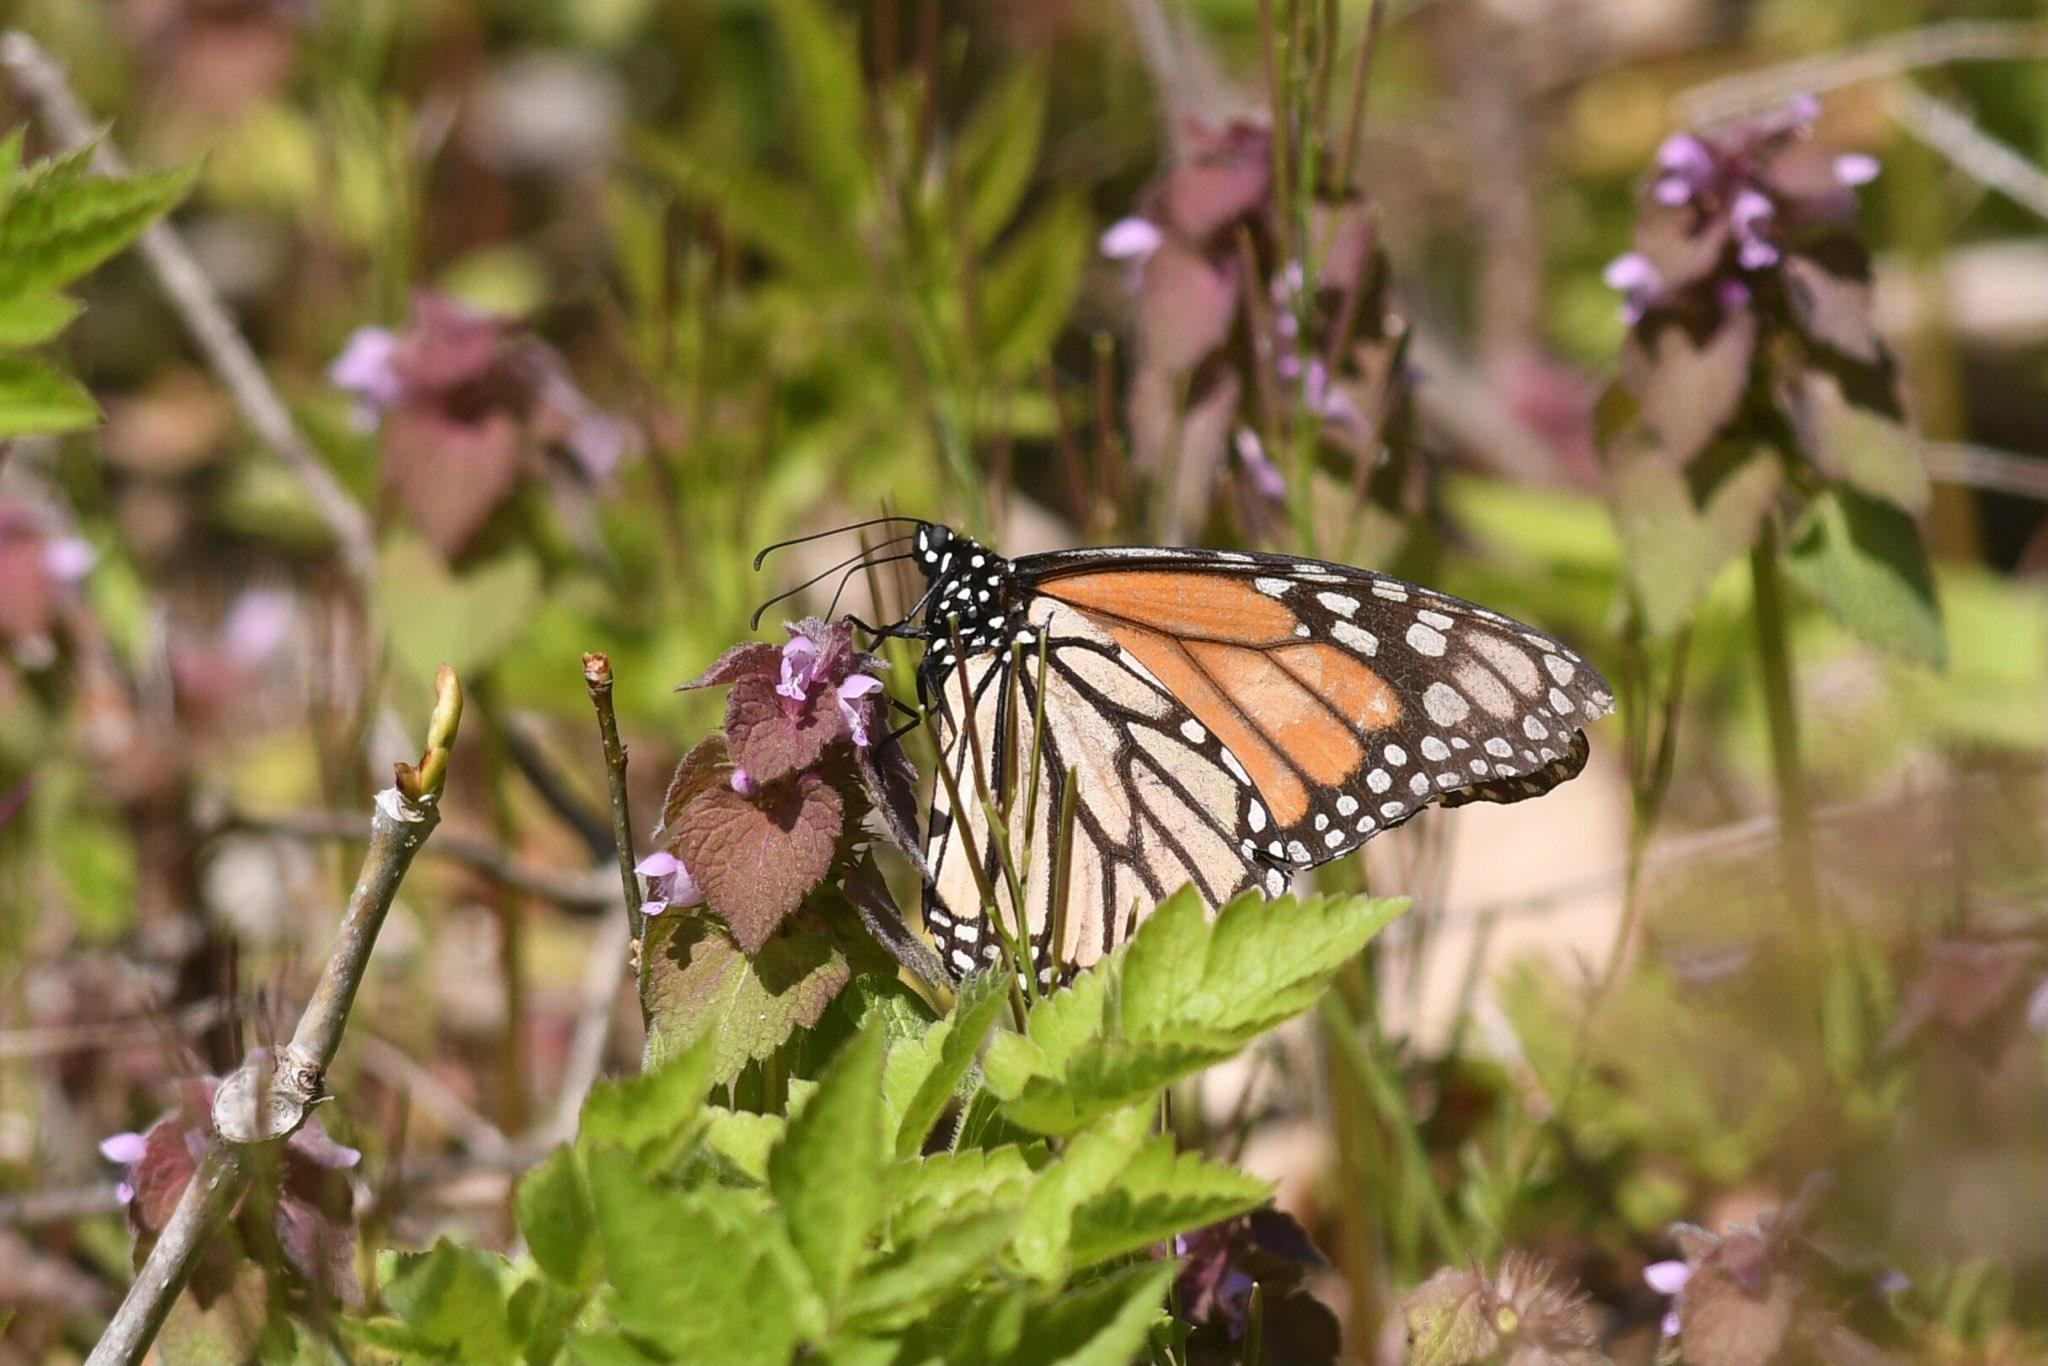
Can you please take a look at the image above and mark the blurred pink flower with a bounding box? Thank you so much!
[1644,1258,1691,1336]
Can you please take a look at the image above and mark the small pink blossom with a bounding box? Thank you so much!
[1833,153,1880,186]
[327,326,403,429]
[776,635,821,702]
[1099,216,1163,262]
[1233,428,1287,501]
[1644,1259,1691,1337]
[836,673,883,748]
[41,536,96,584]
[635,849,703,916]
[730,768,757,797]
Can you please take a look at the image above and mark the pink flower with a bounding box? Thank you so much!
[1644,1259,1691,1337]
[1232,427,1287,501]
[776,635,821,702]
[1099,216,1163,262]
[327,326,403,429]
[1731,189,1779,270]
[1833,153,1880,186]
[836,673,883,748]
[635,849,704,916]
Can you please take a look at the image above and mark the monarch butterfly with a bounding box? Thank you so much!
[770,518,1614,984]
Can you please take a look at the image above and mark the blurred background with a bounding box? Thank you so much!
[1,0,2045,1361]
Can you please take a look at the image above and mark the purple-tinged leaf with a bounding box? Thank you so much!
[1623,306,1757,466]
[724,676,848,785]
[674,778,845,951]
[677,641,781,691]
[642,914,852,1085]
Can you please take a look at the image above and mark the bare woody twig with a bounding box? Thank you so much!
[226,807,615,911]
[1677,19,2048,124]
[1889,84,2048,226]
[582,653,645,994]
[86,669,463,1366]
[0,30,377,586]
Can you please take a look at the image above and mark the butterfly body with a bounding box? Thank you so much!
[900,522,1613,983]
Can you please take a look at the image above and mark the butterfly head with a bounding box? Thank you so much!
[908,523,1022,666]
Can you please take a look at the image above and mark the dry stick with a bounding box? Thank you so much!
[1676,19,2048,124]
[86,669,462,1366]
[228,807,615,911]
[1890,84,2048,225]
[582,654,645,1003]
[0,31,376,588]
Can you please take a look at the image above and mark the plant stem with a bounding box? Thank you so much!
[86,671,460,1366]
[583,654,647,1009]
[1749,525,1817,916]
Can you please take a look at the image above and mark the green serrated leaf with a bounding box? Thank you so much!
[1011,1106,1151,1284]
[0,354,97,437]
[379,1239,521,1364]
[1785,484,1946,669]
[514,1145,596,1291]
[1010,1262,1179,1366]
[1002,1035,1237,1136]
[889,969,1008,1157]
[576,1030,715,1169]
[641,913,853,1085]
[844,1208,1020,1330]
[1067,1138,1270,1268]
[509,1276,585,1366]
[0,156,197,300]
[770,1024,888,1317]
[704,1107,785,1184]
[0,290,81,346]
[586,1147,816,1363]
[887,1146,1041,1245]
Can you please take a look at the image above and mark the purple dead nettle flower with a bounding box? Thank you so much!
[1605,98,1880,325]
[635,849,704,918]
[0,501,95,661]
[1644,1258,1691,1337]
[328,291,636,559]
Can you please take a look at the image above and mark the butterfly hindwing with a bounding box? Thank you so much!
[912,533,1613,981]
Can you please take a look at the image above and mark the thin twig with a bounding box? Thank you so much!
[1924,439,2048,502]
[1889,84,2048,225]
[85,670,462,1366]
[225,807,614,910]
[1676,20,2048,125]
[582,654,645,1002]
[0,31,377,586]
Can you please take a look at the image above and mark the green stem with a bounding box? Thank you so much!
[1749,524,1817,916]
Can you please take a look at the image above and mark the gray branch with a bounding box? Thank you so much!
[85,673,461,1366]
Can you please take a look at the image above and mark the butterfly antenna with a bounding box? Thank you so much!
[826,549,914,621]
[748,537,912,630]
[752,516,921,572]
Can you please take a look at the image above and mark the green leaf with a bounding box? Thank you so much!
[770,1024,888,1316]
[844,1209,1020,1329]
[979,193,1088,373]
[1785,484,1945,669]
[0,157,196,299]
[377,538,542,680]
[0,290,81,346]
[704,1107,785,1184]
[1002,1035,1236,1136]
[641,912,853,1085]
[1781,361,1928,513]
[1067,1139,1270,1267]
[956,64,1047,248]
[1608,433,1782,636]
[509,1277,585,1366]
[379,1239,521,1364]
[887,1147,1038,1244]
[0,354,96,437]
[939,1262,1178,1366]
[1011,1106,1151,1284]
[576,1030,715,1169]
[514,1145,596,1291]
[886,969,1008,1157]
[586,1147,815,1364]
[770,0,872,218]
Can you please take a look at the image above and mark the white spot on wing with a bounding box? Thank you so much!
[1407,623,1447,657]
[1544,654,1575,685]
[1423,682,1470,726]
[1317,592,1361,618]
[1255,577,1292,598]
[1332,622,1377,656]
